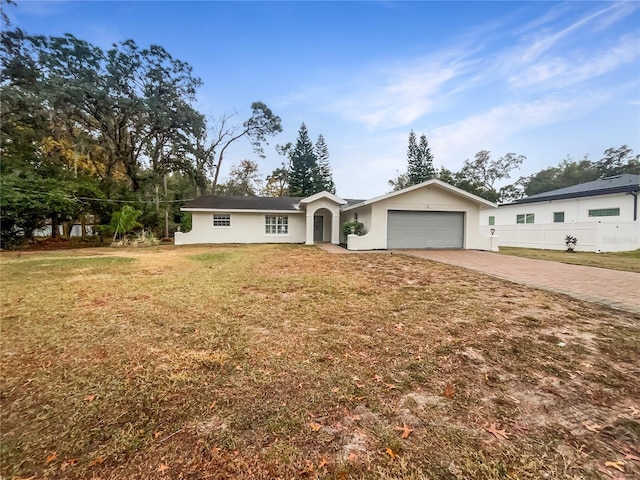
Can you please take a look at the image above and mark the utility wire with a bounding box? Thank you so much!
[4,186,194,204]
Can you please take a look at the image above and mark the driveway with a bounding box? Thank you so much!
[400,249,640,314]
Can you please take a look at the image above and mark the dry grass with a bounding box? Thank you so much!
[1,244,639,479]
[499,247,640,273]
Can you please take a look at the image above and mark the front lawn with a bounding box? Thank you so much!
[1,245,639,479]
[499,247,640,273]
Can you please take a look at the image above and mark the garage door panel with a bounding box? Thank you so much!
[387,211,464,249]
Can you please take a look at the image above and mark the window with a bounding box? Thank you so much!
[588,208,620,217]
[213,214,230,227]
[516,213,535,224]
[553,212,564,223]
[488,216,495,226]
[265,215,288,235]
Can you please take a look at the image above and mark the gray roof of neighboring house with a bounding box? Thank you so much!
[183,195,366,211]
[510,174,639,205]
[183,196,305,211]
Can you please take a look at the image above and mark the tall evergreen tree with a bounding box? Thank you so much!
[288,123,317,197]
[407,131,435,185]
[313,134,335,194]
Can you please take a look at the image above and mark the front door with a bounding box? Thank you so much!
[313,215,324,242]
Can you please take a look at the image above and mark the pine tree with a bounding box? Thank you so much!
[313,134,336,194]
[407,131,435,185]
[288,123,317,197]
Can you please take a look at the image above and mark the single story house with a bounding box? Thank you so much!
[175,179,498,250]
[479,174,640,252]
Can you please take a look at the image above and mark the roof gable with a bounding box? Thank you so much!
[342,179,497,211]
[299,191,348,206]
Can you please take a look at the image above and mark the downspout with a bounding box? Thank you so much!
[631,192,638,221]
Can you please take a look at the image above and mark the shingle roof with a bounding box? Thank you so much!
[511,174,639,205]
[183,196,304,211]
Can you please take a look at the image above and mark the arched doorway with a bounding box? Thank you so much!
[313,207,333,242]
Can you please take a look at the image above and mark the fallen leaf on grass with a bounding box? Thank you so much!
[486,423,509,440]
[394,424,414,439]
[347,452,358,462]
[45,452,58,464]
[444,383,455,398]
[85,394,96,402]
[583,422,603,432]
[88,457,105,467]
[385,448,397,459]
[374,374,383,382]
[309,422,322,432]
[318,456,329,468]
[158,462,169,474]
[604,460,625,472]
[629,406,639,417]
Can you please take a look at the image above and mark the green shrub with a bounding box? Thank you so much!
[342,221,365,238]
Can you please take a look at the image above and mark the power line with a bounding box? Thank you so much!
[4,186,194,204]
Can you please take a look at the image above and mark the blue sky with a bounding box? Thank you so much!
[8,1,640,198]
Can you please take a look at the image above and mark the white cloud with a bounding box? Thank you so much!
[509,35,640,90]
[429,93,614,170]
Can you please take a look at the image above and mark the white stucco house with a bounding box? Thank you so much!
[175,179,498,250]
[479,174,640,252]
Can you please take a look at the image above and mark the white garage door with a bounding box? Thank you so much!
[387,211,464,249]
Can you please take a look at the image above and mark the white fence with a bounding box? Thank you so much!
[483,221,639,252]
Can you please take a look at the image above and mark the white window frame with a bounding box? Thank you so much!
[588,208,620,217]
[265,215,289,235]
[516,213,535,224]
[553,211,564,223]
[488,216,495,226]
[213,214,231,227]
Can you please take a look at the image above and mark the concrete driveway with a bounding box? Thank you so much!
[400,249,640,314]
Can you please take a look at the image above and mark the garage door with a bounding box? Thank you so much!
[387,211,464,249]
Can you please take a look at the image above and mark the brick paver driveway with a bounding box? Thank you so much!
[400,249,640,314]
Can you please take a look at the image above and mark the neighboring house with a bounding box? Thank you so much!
[175,179,497,250]
[480,174,640,252]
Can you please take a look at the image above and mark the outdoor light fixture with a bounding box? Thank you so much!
[490,228,496,236]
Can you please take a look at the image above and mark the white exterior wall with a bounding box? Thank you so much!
[175,211,306,245]
[345,184,493,250]
[339,205,372,243]
[479,192,639,252]
[480,192,636,225]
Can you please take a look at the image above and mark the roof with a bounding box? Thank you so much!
[183,196,304,211]
[299,191,348,205]
[341,179,497,212]
[510,174,639,205]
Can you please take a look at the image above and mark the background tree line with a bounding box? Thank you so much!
[0,9,335,247]
[390,131,638,204]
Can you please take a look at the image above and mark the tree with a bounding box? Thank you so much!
[110,205,142,241]
[388,172,410,191]
[388,130,436,191]
[522,155,598,196]
[216,160,262,196]
[596,145,639,177]
[407,131,435,185]
[454,151,525,202]
[288,123,318,197]
[313,134,335,194]
[264,163,289,197]
[199,102,282,194]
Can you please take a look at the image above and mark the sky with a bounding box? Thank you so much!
[6,0,640,198]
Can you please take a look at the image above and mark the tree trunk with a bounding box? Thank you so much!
[81,215,87,239]
[51,218,59,239]
[163,176,169,239]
